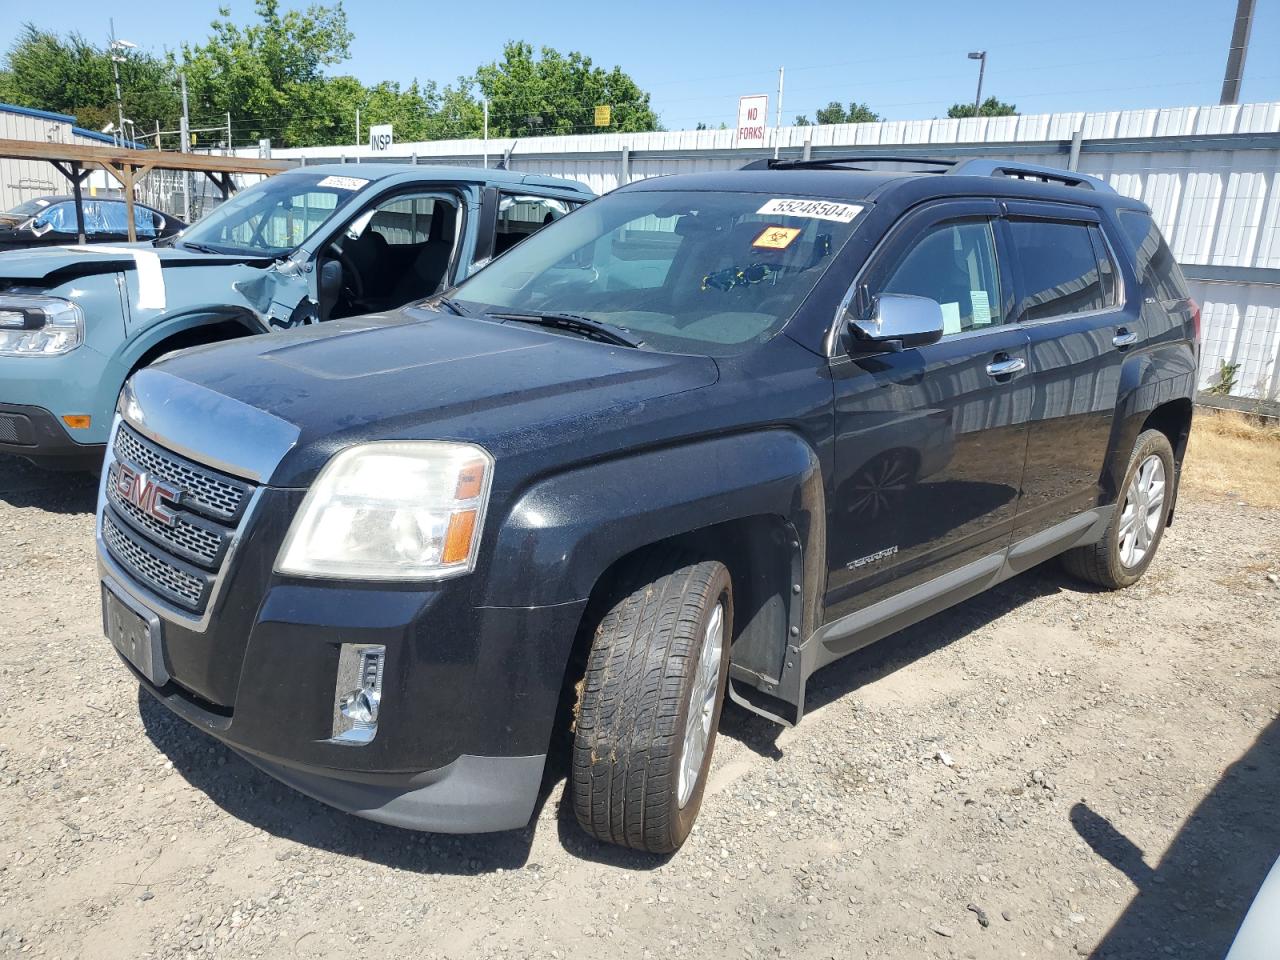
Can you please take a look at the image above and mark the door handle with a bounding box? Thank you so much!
[985,356,1026,378]
[1113,329,1139,348]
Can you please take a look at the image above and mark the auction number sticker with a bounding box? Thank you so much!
[316,175,370,190]
[756,198,863,223]
[752,226,802,250]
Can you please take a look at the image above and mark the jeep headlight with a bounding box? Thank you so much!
[0,296,84,356]
[276,441,494,580]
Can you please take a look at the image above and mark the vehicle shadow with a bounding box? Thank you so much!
[0,453,98,515]
[717,562,1105,758]
[1079,714,1280,959]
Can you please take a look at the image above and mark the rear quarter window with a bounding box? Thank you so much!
[1118,210,1190,305]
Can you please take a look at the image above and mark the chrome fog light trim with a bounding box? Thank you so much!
[331,643,385,744]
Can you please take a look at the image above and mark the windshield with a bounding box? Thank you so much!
[178,172,370,255]
[7,198,54,218]
[452,189,864,354]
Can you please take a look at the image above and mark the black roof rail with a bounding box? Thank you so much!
[946,158,1114,193]
[741,155,957,171]
[741,154,1115,194]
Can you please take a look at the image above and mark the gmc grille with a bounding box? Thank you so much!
[101,423,255,614]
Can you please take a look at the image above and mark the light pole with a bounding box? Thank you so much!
[968,51,987,117]
[109,21,137,147]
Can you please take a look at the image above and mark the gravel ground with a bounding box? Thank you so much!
[0,452,1277,960]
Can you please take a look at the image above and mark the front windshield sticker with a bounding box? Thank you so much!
[752,225,802,249]
[316,175,370,190]
[756,198,863,223]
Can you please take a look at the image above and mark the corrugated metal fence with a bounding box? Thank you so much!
[255,101,1280,401]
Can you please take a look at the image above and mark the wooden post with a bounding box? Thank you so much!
[123,164,138,242]
[50,160,90,244]
[71,162,87,244]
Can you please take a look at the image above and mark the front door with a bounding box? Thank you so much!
[826,200,1033,622]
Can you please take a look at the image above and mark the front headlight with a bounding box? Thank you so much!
[275,441,494,580]
[0,296,84,356]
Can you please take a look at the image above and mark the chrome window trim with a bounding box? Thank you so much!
[825,208,1005,358]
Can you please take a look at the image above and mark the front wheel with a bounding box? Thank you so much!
[1061,428,1175,589]
[571,551,732,854]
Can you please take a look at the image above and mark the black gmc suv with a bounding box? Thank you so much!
[96,157,1198,853]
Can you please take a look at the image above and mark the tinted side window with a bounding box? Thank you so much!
[1118,210,1189,305]
[1009,219,1106,321]
[880,219,1003,335]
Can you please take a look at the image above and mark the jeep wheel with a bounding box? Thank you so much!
[1062,428,1175,589]
[571,552,732,854]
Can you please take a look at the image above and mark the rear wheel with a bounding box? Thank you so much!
[1061,429,1175,589]
[571,551,732,853]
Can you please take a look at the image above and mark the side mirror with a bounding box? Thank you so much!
[848,293,945,352]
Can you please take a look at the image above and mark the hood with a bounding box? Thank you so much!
[131,307,720,486]
[0,244,274,284]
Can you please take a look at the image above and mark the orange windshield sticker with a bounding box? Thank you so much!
[753,226,801,250]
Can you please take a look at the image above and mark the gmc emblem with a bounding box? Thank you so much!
[115,463,180,526]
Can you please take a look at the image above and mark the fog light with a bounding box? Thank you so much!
[331,644,385,744]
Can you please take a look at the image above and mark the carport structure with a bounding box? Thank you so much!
[0,138,290,242]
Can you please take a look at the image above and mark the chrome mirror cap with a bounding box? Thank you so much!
[849,293,945,351]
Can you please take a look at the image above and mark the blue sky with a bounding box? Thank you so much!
[6,0,1278,129]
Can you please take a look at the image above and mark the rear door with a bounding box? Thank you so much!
[826,199,1032,621]
[1002,203,1140,538]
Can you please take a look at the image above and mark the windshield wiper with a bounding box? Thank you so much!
[488,310,644,348]
[180,241,221,255]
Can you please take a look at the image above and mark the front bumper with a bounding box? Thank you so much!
[0,401,103,463]
[101,533,587,832]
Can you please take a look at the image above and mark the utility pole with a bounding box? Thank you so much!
[179,72,191,222]
[226,112,232,154]
[774,66,785,159]
[968,51,987,116]
[483,99,490,168]
[355,108,361,147]
[1220,0,1255,105]
[108,20,135,146]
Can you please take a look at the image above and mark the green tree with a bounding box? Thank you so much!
[1,23,179,137]
[812,100,880,125]
[793,115,812,126]
[180,0,355,146]
[947,96,1018,118]
[475,41,658,137]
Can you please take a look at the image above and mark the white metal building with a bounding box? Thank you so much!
[0,102,134,211]
[255,100,1280,401]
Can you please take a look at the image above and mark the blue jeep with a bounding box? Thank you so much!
[0,164,593,467]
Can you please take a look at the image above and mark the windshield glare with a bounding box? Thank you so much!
[179,172,367,255]
[452,189,863,354]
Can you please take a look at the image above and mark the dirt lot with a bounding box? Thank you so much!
[1,417,1277,960]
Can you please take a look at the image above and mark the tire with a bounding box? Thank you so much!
[571,551,733,854]
[1061,429,1176,589]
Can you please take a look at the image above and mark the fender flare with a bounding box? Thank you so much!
[481,429,827,613]
[1104,341,1197,497]
[115,307,264,376]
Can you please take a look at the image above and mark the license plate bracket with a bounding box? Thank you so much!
[102,582,169,686]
